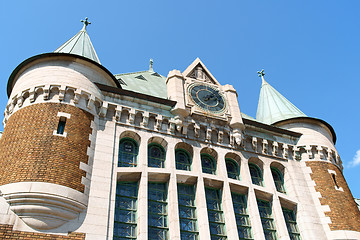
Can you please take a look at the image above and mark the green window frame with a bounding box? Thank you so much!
[231,193,253,240]
[249,163,263,186]
[205,187,227,240]
[148,144,166,168]
[177,184,198,240]
[113,182,138,239]
[201,154,216,175]
[148,182,168,240]
[257,199,277,240]
[226,159,240,180]
[175,149,192,171]
[271,168,286,193]
[282,208,301,240]
[118,138,138,167]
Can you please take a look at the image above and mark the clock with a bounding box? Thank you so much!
[188,84,226,114]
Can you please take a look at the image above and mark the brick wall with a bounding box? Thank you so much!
[0,103,93,193]
[0,224,85,239]
[306,161,360,231]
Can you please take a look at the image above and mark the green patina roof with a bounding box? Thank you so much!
[115,69,168,99]
[256,76,306,125]
[54,18,100,64]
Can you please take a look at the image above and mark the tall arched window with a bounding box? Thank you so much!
[201,154,216,175]
[249,163,263,186]
[226,159,240,180]
[271,168,286,193]
[118,138,138,167]
[175,149,191,171]
[148,144,166,168]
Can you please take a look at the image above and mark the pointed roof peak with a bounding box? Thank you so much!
[256,71,306,125]
[182,58,221,85]
[54,17,100,64]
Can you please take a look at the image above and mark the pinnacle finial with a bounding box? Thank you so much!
[81,17,91,30]
[257,69,265,78]
[149,58,154,71]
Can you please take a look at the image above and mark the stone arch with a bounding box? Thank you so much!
[175,142,194,159]
[134,111,143,126]
[64,88,75,103]
[225,152,241,165]
[200,147,218,160]
[211,129,218,143]
[119,130,141,145]
[148,136,168,150]
[49,85,60,100]
[34,87,43,101]
[120,109,129,123]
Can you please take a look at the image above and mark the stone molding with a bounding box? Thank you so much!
[4,84,103,126]
[110,104,342,169]
[0,182,87,230]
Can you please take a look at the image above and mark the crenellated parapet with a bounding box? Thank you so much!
[4,84,103,126]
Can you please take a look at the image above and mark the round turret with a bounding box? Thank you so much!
[0,20,117,230]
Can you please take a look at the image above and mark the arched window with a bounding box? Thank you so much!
[249,163,263,186]
[175,149,192,171]
[271,168,286,193]
[118,138,138,167]
[201,154,216,175]
[226,159,240,180]
[148,144,166,168]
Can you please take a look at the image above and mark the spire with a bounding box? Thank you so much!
[256,70,306,125]
[54,17,101,64]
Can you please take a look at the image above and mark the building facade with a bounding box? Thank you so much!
[0,19,359,240]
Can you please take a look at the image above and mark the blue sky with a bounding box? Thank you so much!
[1,1,359,197]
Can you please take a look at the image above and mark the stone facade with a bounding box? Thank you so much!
[0,33,359,240]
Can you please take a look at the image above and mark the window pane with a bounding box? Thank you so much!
[231,193,253,240]
[249,164,263,186]
[119,139,138,167]
[148,145,165,168]
[148,183,168,239]
[257,199,277,240]
[205,188,227,240]
[226,159,239,180]
[271,168,286,193]
[282,208,301,240]
[176,150,191,171]
[178,184,198,240]
[201,155,216,175]
[113,182,138,239]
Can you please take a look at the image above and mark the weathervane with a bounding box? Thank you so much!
[81,17,91,30]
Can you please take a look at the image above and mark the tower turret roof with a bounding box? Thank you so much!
[256,70,306,125]
[54,18,100,64]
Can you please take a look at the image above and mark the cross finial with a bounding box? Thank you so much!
[149,58,154,71]
[257,69,265,78]
[81,17,91,30]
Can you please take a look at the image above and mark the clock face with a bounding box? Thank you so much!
[189,84,226,113]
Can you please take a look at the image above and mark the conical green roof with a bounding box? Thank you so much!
[256,74,306,125]
[54,18,100,64]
